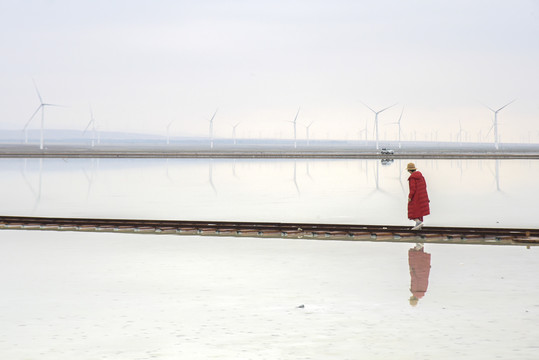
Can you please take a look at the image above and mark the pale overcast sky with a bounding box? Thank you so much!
[1,0,538,142]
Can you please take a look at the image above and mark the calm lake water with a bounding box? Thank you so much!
[1,230,539,359]
[1,158,539,359]
[1,158,538,228]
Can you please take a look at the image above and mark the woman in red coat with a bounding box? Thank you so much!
[407,163,430,230]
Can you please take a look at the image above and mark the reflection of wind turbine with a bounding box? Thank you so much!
[360,101,397,150]
[23,80,63,150]
[363,161,383,198]
[396,159,405,193]
[232,159,239,178]
[84,107,98,147]
[361,160,399,200]
[209,109,218,149]
[287,108,301,149]
[484,100,516,150]
[82,158,98,200]
[495,159,501,191]
[35,158,43,212]
[485,159,502,192]
[232,122,241,145]
[208,160,217,194]
[21,159,37,200]
[293,161,300,195]
[306,161,313,180]
[21,159,43,213]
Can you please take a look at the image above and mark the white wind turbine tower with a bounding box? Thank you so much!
[304,121,314,146]
[357,119,368,146]
[23,80,63,150]
[232,122,241,145]
[360,101,397,150]
[484,100,516,150]
[166,121,174,145]
[209,109,218,149]
[287,108,301,149]
[388,106,404,149]
[84,107,98,147]
[456,120,465,146]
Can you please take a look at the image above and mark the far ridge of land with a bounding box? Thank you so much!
[2,143,539,159]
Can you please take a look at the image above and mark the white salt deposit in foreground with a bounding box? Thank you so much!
[1,230,538,359]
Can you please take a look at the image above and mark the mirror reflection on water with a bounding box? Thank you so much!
[0,230,538,359]
[1,158,538,228]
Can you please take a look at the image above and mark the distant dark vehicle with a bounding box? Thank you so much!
[381,159,394,166]
[380,148,394,155]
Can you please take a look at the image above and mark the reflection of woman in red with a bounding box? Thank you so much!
[408,243,431,306]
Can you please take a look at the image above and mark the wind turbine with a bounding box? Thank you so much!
[360,101,397,150]
[232,122,241,145]
[357,119,368,146]
[303,121,314,146]
[287,108,301,149]
[456,120,464,146]
[209,109,218,149]
[84,107,98,147]
[166,120,174,145]
[484,100,516,150]
[23,80,63,150]
[388,106,405,149]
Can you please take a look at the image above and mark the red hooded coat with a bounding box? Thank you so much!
[408,171,430,220]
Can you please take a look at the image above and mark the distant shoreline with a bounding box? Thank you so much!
[1,145,539,159]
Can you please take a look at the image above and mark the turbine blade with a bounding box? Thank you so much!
[378,103,398,114]
[210,109,218,122]
[294,107,301,123]
[42,103,65,107]
[32,79,43,104]
[479,100,496,113]
[24,105,42,129]
[496,99,516,112]
[359,100,376,114]
[398,106,404,124]
[486,124,494,137]
[83,120,93,133]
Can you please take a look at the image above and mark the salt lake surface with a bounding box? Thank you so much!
[1,158,538,359]
[1,158,538,227]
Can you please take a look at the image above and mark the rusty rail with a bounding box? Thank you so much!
[1,216,538,246]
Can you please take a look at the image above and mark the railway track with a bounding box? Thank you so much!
[1,216,538,246]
